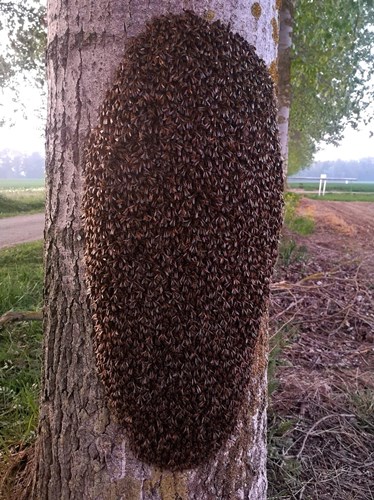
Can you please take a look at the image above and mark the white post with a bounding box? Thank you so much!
[319,174,327,196]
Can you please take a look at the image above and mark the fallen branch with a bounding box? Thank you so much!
[0,310,43,328]
[296,414,355,459]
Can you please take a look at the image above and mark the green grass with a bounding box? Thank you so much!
[268,324,297,395]
[304,192,374,202]
[267,414,302,499]
[284,192,315,236]
[0,241,43,450]
[0,190,45,218]
[288,181,374,193]
[288,215,315,235]
[0,178,45,218]
[349,389,374,435]
[278,238,308,266]
[0,179,44,190]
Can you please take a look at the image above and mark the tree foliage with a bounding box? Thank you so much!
[289,0,374,173]
[0,0,46,123]
[0,148,45,178]
[0,0,373,173]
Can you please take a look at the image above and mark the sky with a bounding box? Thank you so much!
[0,84,45,154]
[314,126,373,162]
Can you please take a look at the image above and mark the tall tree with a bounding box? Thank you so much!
[277,0,295,172]
[278,0,374,174]
[0,0,46,123]
[25,1,282,499]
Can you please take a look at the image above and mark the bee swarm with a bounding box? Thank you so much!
[83,11,284,470]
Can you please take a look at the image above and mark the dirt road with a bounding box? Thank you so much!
[0,213,44,249]
[298,198,374,251]
[270,197,374,498]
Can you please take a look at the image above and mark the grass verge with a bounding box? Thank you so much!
[0,180,44,191]
[304,192,374,202]
[284,193,315,235]
[0,241,43,453]
[0,191,45,219]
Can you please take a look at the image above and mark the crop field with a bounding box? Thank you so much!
[0,179,44,191]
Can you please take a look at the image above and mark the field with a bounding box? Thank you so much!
[0,179,45,218]
[288,181,374,202]
[288,181,374,192]
[305,192,374,202]
[0,180,44,191]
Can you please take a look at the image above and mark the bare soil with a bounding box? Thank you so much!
[268,199,374,500]
[299,198,374,250]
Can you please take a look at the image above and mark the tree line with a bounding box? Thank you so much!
[1,0,373,174]
[0,149,44,179]
[289,157,374,181]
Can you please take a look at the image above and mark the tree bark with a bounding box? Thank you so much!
[277,0,294,175]
[31,1,279,498]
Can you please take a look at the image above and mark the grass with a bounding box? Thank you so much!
[0,179,45,218]
[278,238,308,267]
[268,324,297,396]
[0,191,45,218]
[350,389,374,435]
[267,415,302,499]
[267,386,374,499]
[0,241,43,452]
[284,192,315,236]
[288,215,315,235]
[288,181,374,193]
[304,192,374,202]
[0,180,44,191]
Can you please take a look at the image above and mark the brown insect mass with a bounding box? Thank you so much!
[83,11,284,470]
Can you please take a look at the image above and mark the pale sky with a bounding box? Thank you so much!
[315,126,373,162]
[0,85,45,154]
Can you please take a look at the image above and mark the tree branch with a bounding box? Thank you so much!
[0,310,43,328]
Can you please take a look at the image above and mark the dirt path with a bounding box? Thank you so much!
[0,213,44,249]
[269,198,374,499]
[298,198,374,256]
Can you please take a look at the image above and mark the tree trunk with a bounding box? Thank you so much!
[278,0,294,174]
[31,1,280,498]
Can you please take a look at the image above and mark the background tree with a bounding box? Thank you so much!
[0,0,46,123]
[278,0,295,172]
[0,149,44,178]
[280,0,374,174]
[24,1,281,499]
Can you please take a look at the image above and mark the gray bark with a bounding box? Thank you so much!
[31,1,279,498]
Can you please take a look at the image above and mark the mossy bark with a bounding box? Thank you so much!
[31,1,278,498]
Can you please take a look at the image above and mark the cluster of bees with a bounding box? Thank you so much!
[83,11,284,469]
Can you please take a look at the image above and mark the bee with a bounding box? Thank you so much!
[83,10,284,470]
